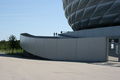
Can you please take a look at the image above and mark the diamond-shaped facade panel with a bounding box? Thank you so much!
[62,0,120,31]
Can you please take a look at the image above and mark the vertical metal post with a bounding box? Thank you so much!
[118,38,120,62]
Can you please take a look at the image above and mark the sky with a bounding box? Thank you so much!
[0,0,72,40]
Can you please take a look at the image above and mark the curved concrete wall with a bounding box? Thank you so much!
[20,34,108,62]
[62,0,120,31]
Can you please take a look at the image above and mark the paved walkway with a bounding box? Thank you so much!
[0,53,120,80]
[91,56,120,67]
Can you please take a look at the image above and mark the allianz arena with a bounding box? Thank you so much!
[20,0,120,62]
[63,0,120,31]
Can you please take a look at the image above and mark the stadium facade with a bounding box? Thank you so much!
[63,0,120,31]
[20,0,120,62]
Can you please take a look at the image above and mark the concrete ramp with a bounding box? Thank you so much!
[20,33,108,62]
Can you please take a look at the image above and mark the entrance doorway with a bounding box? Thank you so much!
[108,38,119,62]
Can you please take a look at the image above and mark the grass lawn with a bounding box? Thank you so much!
[0,49,23,54]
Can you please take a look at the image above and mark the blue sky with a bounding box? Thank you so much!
[0,0,72,40]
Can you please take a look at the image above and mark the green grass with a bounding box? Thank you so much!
[0,49,23,54]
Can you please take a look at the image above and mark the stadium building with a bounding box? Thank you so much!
[20,0,120,62]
